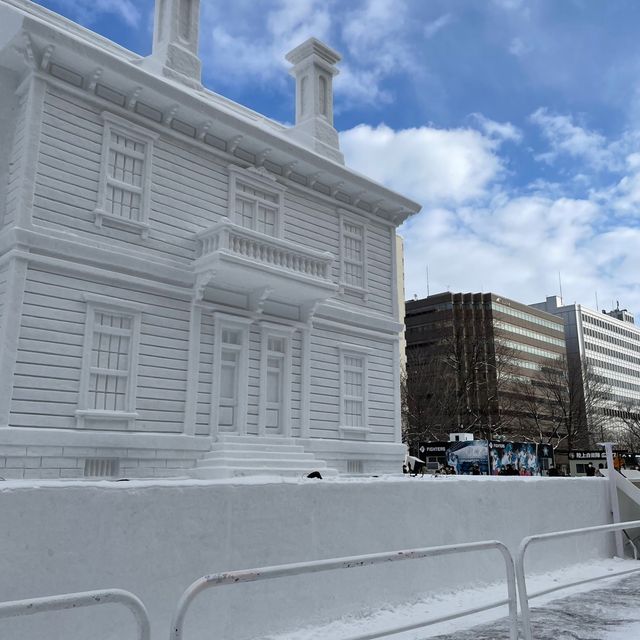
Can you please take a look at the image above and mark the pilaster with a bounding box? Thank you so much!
[183,303,202,436]
[0,257,27,427]
[15,73,46,229]
[300,325,312,438]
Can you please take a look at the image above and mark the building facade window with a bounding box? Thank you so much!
[339,212,368,298]
[76,294,143,428]
[259,324,295,436]
[95,112,157,237]
[228,166,285,238]
[492,302,563,332]
[338,343,371,439]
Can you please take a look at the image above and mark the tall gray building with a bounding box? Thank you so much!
[531,296,640,443]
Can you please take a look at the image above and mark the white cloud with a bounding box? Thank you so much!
[492,0,526,9]
[470,114,522,143]
[529,108,614,170]
[423,13,454,39]
[508,37,531,56]
[200,0,331,88]
[199,0,415,108]
[50,0,141,27]
[340,123,504,206]
[337,0,416,106]
[340,116,640,317]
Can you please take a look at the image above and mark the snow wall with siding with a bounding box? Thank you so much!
[0,476,613,639]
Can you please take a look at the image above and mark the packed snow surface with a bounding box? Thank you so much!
[267,559,640,640]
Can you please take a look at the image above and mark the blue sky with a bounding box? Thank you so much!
[35,0,640,318]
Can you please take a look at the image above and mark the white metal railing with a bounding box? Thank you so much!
[0,588,150,640]
[516,519,640,640]
[196,217,334,281]
[169,540,519,640]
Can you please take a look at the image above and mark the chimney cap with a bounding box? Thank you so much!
[286,37,341,68]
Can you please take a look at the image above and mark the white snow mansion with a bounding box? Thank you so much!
[0,0,419,479]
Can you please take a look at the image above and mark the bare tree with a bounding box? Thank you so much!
[518,356,611,450]
[615,401,640,451]
[402,323,518,445]
[402,343,461,444]
[511,363,570,449]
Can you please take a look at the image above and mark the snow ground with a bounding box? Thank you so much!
[267,558,640,640]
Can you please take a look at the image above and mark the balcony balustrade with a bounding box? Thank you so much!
[194,218,337,304]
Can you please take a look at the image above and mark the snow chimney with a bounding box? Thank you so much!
[286,38,344,164]
[144,0,202,88]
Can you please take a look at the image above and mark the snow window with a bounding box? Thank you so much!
[229,166,285,238]
[343,355,364,427]
[95,112,157,237]
[338,344,371,439]
[340,213,368,298]
[76,294,143,428]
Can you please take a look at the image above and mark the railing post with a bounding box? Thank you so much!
[598,441,624,557]
[516,537,534,640]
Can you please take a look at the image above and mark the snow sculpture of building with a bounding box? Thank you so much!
[0,0,420,479]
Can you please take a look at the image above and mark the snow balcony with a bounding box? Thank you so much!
[194,218,338,305]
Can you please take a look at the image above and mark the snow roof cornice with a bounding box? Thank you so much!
[2,0,141,63]
[4,0,421,223]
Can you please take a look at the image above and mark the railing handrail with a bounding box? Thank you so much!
[0,588,150,640]
[516,519,640,640]
[169,539,519,640]
[197,217,334,263]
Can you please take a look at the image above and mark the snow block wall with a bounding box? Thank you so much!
[0,477,613,639]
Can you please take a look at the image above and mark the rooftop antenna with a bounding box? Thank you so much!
[558,272,563,302]
[426,265,430,297]
[595,291,599,311]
